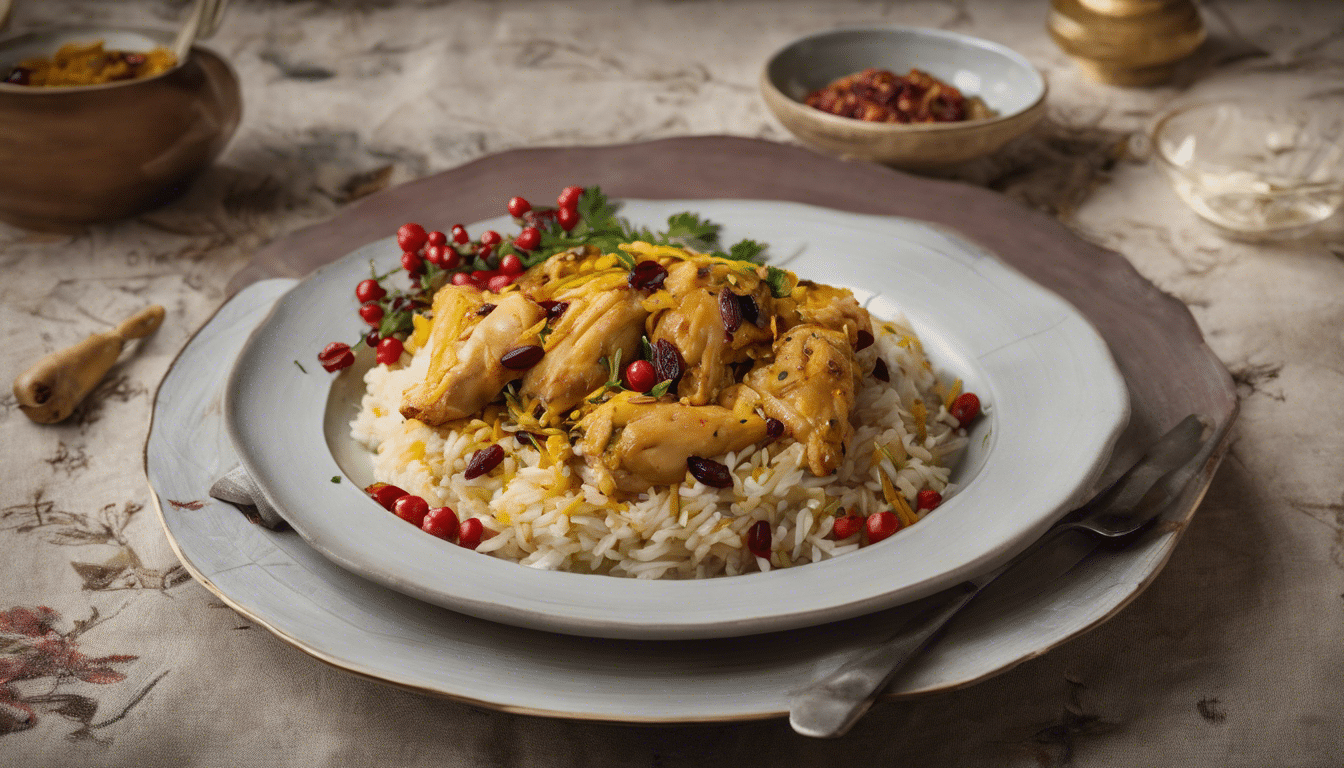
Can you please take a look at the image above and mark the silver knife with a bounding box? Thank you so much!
[789,414,1215,738]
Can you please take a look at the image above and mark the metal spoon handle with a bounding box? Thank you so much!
[789,414,1212,738]
[788,584,979,738]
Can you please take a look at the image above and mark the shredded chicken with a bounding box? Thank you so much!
[399,242,875,490]
[644,260,772,405]
[775,281,872,347]
[579,392,769,493]
[744,324,861,476]
[522,287,648,415]
[401,290,545,425]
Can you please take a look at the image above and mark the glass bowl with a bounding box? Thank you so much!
[1153,100,1344,240]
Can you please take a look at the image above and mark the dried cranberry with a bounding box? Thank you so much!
[950,393,981,425]
[624,360,656,393]
[365,482,409,510]
[866,511,900,543]
[486,274,514,292]
[514,226,541,252]
[450,224,470,244]
[401,250,423,275]
[652,339,685,387]
[737,293,761,326]
[393,495,430,526]
[872,358,890,382]
[422,506,459,540]
[317,342,354,372]
[501,345,544,370]
[365,330,380,347]
[397,223,428,253]
[480,230,502,247]
[450,271,475,287]
[916,489,943,512]
[855,329,874,351]
[355,279,386,303]
[5,67,31,85]
[507,196,532,218]
[832,514,863,539]
[747,520,772,559]
[687,456,732,488]
[426,230,448,247]
[476,303,497,316]
[499,253,524,275]
[424,244,448,267]
[628,261,668,292]
[123,53,147,66]
[765,418,784,438]
[457,518,484,549]
[544,301,570,321]
[464,444,505,479]
[375,337,404,365]
[718,290,742,333]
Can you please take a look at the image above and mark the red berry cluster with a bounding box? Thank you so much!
[827,476,949,547]
[365,482,484,549]
[317,186,591,374]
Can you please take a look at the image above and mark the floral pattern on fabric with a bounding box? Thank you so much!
[0,606,161,742]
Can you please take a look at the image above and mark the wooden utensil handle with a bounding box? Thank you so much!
[115,305,166,340]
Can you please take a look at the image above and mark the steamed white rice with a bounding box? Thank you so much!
[350,315,968,579]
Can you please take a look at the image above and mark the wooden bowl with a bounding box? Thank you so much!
[760,27,1047,169]
[0,27,242,231]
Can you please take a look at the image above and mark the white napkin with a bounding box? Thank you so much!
[209,465,286,529]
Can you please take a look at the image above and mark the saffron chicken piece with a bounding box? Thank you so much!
[744,324,861,476]
[579,392,770,493]
[521,287,648,415]
[775,281,873,347]
[401,290,546,425]
[645,260,772,406]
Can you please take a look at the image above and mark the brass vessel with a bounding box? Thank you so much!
[1048,0,1205,86]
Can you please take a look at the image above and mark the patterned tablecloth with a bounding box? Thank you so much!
[2,1,1341,765]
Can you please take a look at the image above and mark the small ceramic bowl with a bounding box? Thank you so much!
[0,26,242,231]
[1153,99,1344,240]
[760,26,1047,169]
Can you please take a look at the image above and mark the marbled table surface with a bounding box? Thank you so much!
[2,1,1341,766]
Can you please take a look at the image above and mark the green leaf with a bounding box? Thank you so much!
[378,307,414,339]
[727,239,767,264]
[663,212,720,248]
[330,476,341,483]
[648,380,672,397]
[293,360,307,373]
[765,266,792,298]
[640,336,654,360]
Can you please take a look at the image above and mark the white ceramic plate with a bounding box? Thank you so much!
[223,200,1129,640]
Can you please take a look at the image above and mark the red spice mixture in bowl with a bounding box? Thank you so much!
[760,26,1046,167]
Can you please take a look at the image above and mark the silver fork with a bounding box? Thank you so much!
[789,414,1215,738]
